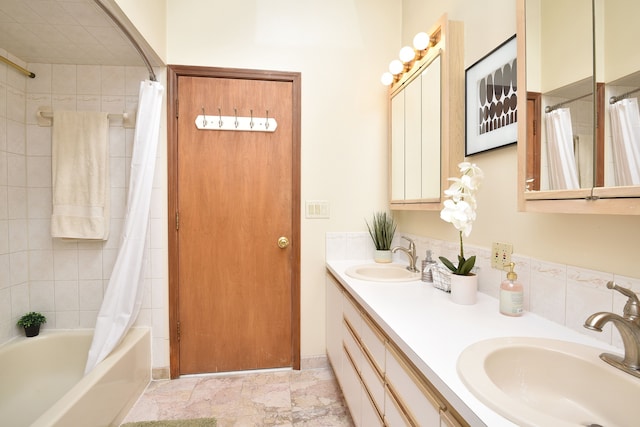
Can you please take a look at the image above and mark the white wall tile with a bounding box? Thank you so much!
[26,124,51,156]
[77,65,101,95]
[8,219,28,252]
[101,66,125,96]
[26,63,52,94]
[54,250,79,281]
[26,93,51,125]
[9,251,28,285]
[28,219,52,250]
[0,220,8,254]
[52,94,76,112]
[79,280,103,311]
[55,310,78,329]
[0,150,7,186]
[27,155,51,187]
[52,64,77,95]
[30,281,55,312]
[566,267,614,341]
[54,280,79,311]
[27,187,51,218]
[6,119,25,154]
[78,249,103,280]
[7,152,25,186]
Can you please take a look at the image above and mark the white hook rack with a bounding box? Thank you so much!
[195,114,277,132]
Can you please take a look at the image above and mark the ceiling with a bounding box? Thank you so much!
[0,0,158,67]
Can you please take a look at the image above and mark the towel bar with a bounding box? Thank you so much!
[36,107,136,129]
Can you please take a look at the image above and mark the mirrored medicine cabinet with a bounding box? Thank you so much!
[517,0,640,214]
[389,14,464,211]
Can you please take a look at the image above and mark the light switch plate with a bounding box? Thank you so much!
[491,242,513,269]
[305,200,330,219]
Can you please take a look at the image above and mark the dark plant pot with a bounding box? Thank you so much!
[24,324,40,337]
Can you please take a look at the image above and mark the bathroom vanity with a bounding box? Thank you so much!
[326,260,627,426]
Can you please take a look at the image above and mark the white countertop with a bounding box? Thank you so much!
[326,260,621,427]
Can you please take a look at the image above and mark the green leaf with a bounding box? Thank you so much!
[458,255,476,276]
[439,256,457,273]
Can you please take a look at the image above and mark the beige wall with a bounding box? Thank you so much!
[122,0,403,358]
[399,0,640,279]
[114,0,168,63]
[115,0,639,362]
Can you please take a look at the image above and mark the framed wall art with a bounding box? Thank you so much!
[465,35,517,155]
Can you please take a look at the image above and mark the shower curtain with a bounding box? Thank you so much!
[545,108,580,190]
[85,80,164,374]
[609,98,640,186]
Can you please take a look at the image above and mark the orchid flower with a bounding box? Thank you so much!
[439,162,483,275]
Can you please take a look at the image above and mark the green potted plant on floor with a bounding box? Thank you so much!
[17,311,47,337]
[366,211,397,263]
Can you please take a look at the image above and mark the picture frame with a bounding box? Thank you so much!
[465,35,517,156]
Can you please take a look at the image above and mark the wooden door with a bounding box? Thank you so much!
[168,67,301,377]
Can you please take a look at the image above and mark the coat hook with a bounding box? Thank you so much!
[250,109,254,129]
[218,107,223,128]
[265,109,270,130]
[201,107,207,127]
[234,108,239,128]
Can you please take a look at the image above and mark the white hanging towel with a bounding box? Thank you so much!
[51,111,110,240]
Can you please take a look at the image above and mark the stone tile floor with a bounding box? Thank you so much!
[121,363,354,426]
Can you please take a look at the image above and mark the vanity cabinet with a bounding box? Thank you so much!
[389,14,464,210]
[326,272,468,427]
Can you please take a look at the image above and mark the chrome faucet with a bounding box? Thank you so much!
[584,281,640,379]
[391,236,419,272]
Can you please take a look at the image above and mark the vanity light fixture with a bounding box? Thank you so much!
[380,72,394,86]
[388,59,404,75]
[381,30,434,86]
[413,32,431,54]
[399,45,416,63]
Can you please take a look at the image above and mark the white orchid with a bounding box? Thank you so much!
[439,162,483,275]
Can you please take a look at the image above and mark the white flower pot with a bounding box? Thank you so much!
[374,250,392,263]
[450,273,477,305]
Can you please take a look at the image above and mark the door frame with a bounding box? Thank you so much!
[167,65,301,378]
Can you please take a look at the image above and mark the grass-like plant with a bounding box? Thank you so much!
[366,211,397,250]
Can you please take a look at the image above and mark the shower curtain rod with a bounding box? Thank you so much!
[93,0,157,82]
[0,55,35,78]
[545,92,592,113]
[609,87,640,104]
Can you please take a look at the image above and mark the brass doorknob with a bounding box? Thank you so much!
[277,236,290,248]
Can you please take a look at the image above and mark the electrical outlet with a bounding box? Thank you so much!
[491,242,513,269]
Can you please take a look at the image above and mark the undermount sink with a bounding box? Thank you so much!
[345,263,420,282]
[457,337,639,427]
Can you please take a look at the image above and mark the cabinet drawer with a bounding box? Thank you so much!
[343,295,362,334]
[384,385,412,427]
[385,344,442,426]
[360,345,384,416]
[342,345,363,426]
[360,314,386,373]
[343,318,362,372]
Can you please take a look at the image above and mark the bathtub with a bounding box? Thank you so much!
[0,328,151,427]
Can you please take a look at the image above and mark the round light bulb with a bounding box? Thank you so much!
[389,59,403,75]
[399,46,415,63]
[413,32,431,50]
[380,72,394,86]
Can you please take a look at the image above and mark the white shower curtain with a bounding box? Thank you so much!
[85,80,164,374]
[545,108,580,190]
[609,97,640,186]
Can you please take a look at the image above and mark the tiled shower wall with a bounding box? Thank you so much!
[0,51,168,370]
[326,231,640,351]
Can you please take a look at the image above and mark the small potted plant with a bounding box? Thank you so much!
[17,311,47,337]
[366,211,397,263]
